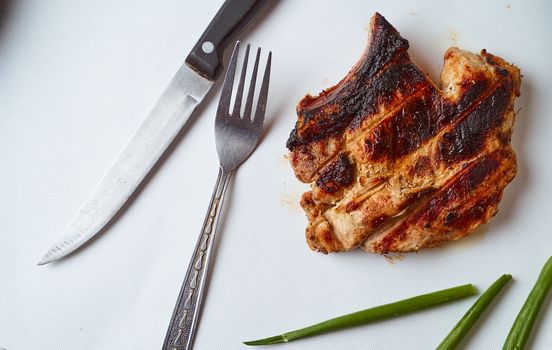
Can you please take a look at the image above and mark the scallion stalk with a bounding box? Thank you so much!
[244,283,477,346]
[437,274,512,350]
[503,256,552,350]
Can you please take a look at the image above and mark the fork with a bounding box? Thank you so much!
[162,42,271,350]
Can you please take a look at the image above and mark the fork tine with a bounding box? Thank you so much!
[253,51,271,127]
[217,42,240,117]
[242,47,261,121]
[231,44,250,118]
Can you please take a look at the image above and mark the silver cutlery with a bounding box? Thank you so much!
[162,42,271,350]
[38,0,271,265]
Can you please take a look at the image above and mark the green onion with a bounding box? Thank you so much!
[503,256,552,350]
[243,283,477,346]
[437,274,512,350]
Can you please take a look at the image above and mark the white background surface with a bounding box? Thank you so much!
[1,0,551,349]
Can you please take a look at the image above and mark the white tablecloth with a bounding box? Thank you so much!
[2,0,551,349]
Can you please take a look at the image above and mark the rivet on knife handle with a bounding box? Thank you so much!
[185,0,270,81]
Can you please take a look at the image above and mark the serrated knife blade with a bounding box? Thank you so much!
[38,65,211,265]
[38,0,270,265]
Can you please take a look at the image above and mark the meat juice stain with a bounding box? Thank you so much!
[279,153,290,167]
[280,191,303,212]
[384,253,405,264]
[280,153,304,211]
[449,29,458,45]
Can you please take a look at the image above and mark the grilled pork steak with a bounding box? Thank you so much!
[287,13,521,254]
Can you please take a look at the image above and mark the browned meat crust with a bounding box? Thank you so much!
[287,13,521,254]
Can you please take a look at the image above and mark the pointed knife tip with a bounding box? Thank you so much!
[37,259,51,266]
[37,254,55,266]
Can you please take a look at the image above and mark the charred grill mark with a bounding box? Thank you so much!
[378,230,406,252]
[444,211,458,226]
[377,150,505,251]
[363,88,453,160]
[344,82,433,148]
[361,77,507,163]
[438,81,511,164]
[286,128,300,149]
[409,156,432,177]
[287,13,415,151]
[364,125,393,162]
[289,59,427,149]
[348,62,429,130]
[355,71,508,165]
[360,12,410,79]
[442,193,500,229]
[289,39,512,161]
[482,50,511,78]
[289,135,344,183]
[422,153,500,221]
[359,74,509,164]
[456,74,490,112]
[316,154,355,193]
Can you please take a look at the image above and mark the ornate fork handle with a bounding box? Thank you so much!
[162,40,271,350]
[162,167,231,350]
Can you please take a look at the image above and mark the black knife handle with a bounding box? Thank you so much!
[185,0,270,81]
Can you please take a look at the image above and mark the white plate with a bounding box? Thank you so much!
[1,0,551,349]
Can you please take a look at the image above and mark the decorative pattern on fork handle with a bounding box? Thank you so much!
[163,167,231,350]
[163,40,271,350]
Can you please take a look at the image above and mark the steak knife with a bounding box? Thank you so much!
[38,0,270,265]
